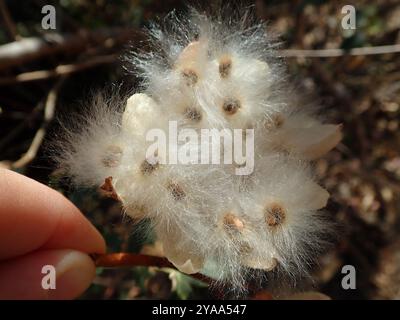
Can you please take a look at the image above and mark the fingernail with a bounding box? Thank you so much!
[48,250,95,300]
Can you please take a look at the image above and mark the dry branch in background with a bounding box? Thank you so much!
[280,44,400,58]
[8,77,65,169]
[0,28,138,70]
[0,54,116,85]
[0,0,19,41]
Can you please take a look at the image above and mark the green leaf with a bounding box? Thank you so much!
[174,272,193,300]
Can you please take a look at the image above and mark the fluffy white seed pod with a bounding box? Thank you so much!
[238,157,332,275]
[57,8,341,294]
[54,94,124,186]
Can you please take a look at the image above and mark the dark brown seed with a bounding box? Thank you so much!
[266,114,285,131]
[182,69,198,86]
[167,182,186,201]
[222,98,241,115]
[265,203,286,227]
[184,108,202,122]
[219,56,232,78]
[101,145,122,168]
[140,159,159,175]
[273,114,284,128]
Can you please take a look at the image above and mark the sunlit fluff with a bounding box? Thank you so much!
[56,8,342,293]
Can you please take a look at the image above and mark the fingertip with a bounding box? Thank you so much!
[0,169,106,258]
[49,250,97,300]
[0,249,97,300]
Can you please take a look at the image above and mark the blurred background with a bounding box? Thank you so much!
[0,0,399,299]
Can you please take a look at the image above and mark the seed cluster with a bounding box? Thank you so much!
[59,9,341,292]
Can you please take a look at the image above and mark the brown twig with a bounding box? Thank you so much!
[280,44,400,58]
[9,77,65,169]
[93,253,216,286]
[0,54,116,86]
[0,0,19,41]
[0,28,138,70]
[0,101,43,152]
[93,252,272,299]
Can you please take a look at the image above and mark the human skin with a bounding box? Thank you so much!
[0,169,106,299]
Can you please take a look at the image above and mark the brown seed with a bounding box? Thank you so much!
[184,108,202,122]
[182,69,198,86]
[265,114,284,131]
[101,145,122,168]
[272,114,284,128]
[167,182,186,201]
[222,98,241,115]
[265,202,286,227]
[219,56,232,78]
[140,159,159,175]
[223,213,245,233]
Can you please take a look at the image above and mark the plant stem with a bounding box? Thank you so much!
[92,253,215,286]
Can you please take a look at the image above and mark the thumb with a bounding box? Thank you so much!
[0,249,96,300]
